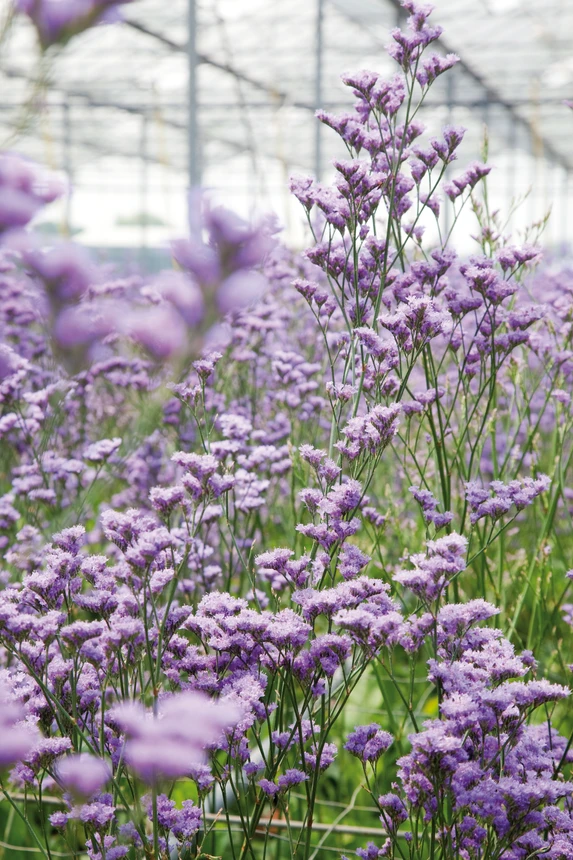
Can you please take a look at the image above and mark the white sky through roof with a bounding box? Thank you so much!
[0,0,571,252]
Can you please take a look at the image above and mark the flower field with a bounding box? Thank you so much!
[1,1,573,858]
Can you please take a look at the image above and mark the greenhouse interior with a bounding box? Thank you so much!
[3,0,573,251]
[1,0,573,858]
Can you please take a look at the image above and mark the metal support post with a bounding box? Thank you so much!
[314,0,324,181]
[140,111,149,251]
[62,99,73,236]
[188,0,200,191]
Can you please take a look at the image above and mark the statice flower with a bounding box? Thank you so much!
[278,768,308,789]
[337,404,401,460]
[409,485,453,529]
[443,161,492,200]
[255,548,310,588]
[301,742,337,772]
[18,238,96,305]
[293,576,395,622]
[465,475,550,524]
[378,792,408,830]
[338,544,371,580]
[149,485,187,517]
[173,193,273,313]
[0,682,39,768]
[142,793,202,843]
[416,52,459,87]
[393,533,467,602]
[388,587,573,851]
[0,0,571,855]
[0,152,62,234]
[26,737,72,772]
[13,0,134,49]
[436,600,500,642]
[345,724,393,763]
[84,437,122,463]
[309,634,352,676]
[149,270,204,327]
[110,691,241,783]
[378,296,452,352]
[56,754,111,798]
[258,778,279,798]
[354,841,387,859]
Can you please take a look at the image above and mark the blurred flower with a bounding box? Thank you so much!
[172,191,274,314]
[111,691,241,784]
[13,0,135,50]
[56,753,111,798]
[0,152,63,235]
[0,343,28,383]
[53,300,118,349]
[21,239,97,303]
[149,270,204,327]
[121,304,189,360]
[216,269,267,314]
[0,682,39,768]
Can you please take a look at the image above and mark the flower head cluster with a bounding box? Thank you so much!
[409,485,453,530]
[393,533,467,602]
[345,724,393,763]
[394,605,572,855]
[465,475,550,524]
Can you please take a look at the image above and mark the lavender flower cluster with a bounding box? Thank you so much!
[1,1,573,859]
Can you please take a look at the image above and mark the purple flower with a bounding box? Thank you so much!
[409,485,453,529]
[258,778,279,798]
[49,812,69,828]
[21,240,96,302]
[60,620,105,646]
[378,296,452,352]
[53,300,118,350]
[0,152,62,233]
[26,737,72,771]
[149,485,187,517]
[345,724,393,763]
[338,544,371,580]
[110,691,241,783]
[465,476,550,524]
[77,799,116,829]
[337,404,401,460]
[151,270,204,327]
[277,768,308,789]
[310,634,352,676]
[52,525,85,554]
[355,842,386,859]
[393,533,467,602]
[83,438,121,463]
[14,0,134,49]
[172,799,202,840]
[416,52,459,87]
[378,793,408,828]
[217,270,268,314]
[56,754,111,798]
[121,304,189,360]
[172,193,272,314]
[0,683,39,768]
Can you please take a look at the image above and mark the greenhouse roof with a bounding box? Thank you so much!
[1,0,572,245]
